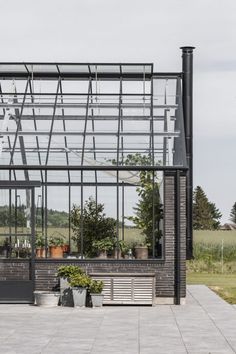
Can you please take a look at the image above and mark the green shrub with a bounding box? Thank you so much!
[49,235,65,247]
[68,273,91,288]
[92,237,115,253]
[89,279,104,294]
[57,265,84,279]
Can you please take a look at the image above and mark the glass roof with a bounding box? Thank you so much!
[0,66,186,183]
[0,63,153,77]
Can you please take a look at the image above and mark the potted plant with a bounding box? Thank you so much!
[92,237,115,259]
[134,241,149,260]
[57,265,85,306]
[68,273,91,307]
[89,279,104,307]
[49,235,65,258]
[114,240,129,259]
[35,233,45,258]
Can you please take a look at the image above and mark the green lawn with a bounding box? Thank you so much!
[194,230,236,244]
[187,272,236,304]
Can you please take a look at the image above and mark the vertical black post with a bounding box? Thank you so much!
[80,171,84,259]
[122,182,124,241]
[175,170,181,305]
[15,189,17,240]
[68,184,71,251]
[44,171,48,258]
[30,188,36,297]
[116,172,119,259]
[9,171,12,257]
[180,46,195,259]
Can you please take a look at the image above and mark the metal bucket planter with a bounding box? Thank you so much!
[34,291,60,307]
[91,293,104,307]
[60,277,74,307]
[72,287,87,307]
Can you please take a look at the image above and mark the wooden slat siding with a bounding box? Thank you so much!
[91,274,155,304]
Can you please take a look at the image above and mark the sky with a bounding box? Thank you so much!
[0,0,236,222]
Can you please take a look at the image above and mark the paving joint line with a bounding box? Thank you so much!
[138,307,140,354]
[170,305,189,354]
[89,310,105,354]
[188,287,236,354]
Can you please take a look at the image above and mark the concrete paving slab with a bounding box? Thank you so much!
[0,286,236,354]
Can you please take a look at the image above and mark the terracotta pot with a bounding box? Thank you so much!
[36,248,42,258]
[36,248,46,258]
[62,244,70,253]
[135,246,148,260]
[50,246,64,258]
[41,248,46,258]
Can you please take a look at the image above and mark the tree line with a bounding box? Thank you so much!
[0,205,69,228]
[193,186,236,230]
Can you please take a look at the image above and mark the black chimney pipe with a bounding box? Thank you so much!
[180,46,195,259]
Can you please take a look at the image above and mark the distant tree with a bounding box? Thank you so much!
[209,202,222,230]
[230,202,236,224]
[193,186,221,230]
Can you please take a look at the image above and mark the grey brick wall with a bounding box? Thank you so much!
[0,174,187,299]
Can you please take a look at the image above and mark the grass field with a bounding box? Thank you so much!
[194,230,236,244]
[187,273,236,304]
[188,230,236,303]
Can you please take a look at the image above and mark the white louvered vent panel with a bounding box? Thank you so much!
[113,278,132,301]
[91,274,155,305]
[95,277,112,301]
[133,278,154,302]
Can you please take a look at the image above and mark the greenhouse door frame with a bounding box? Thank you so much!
[0,181,40,303]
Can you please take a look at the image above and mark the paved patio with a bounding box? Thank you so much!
[0,285,236,354]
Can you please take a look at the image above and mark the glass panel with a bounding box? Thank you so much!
[0,188,32,260]
[58,65,89,73]
[0,64,27,73]
[26,64,58,73]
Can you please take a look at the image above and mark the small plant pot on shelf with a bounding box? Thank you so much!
[72,287,87,307]
[36,248,46,258]
[91,293,104,307]
[62,244,70,254]
[135,246,148,260]
[50,246,64,258]
[34,291,60,307]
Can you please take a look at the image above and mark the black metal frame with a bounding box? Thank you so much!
[0,181,39,303]
[0,48,194,303]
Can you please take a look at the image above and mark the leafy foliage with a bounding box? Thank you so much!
[230,202,236,224]
[89,279,104,294]
[92,237,115,253]
[35,232,45,248]
[69,273,91,288]
[0,205,69,227]
[57,265,84,279]
[109,153,163,253]
[193,186,222,230]
[49,235,65,246]
[71,197,116,257]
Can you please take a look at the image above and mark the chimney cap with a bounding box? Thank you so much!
[180,46,195,52]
